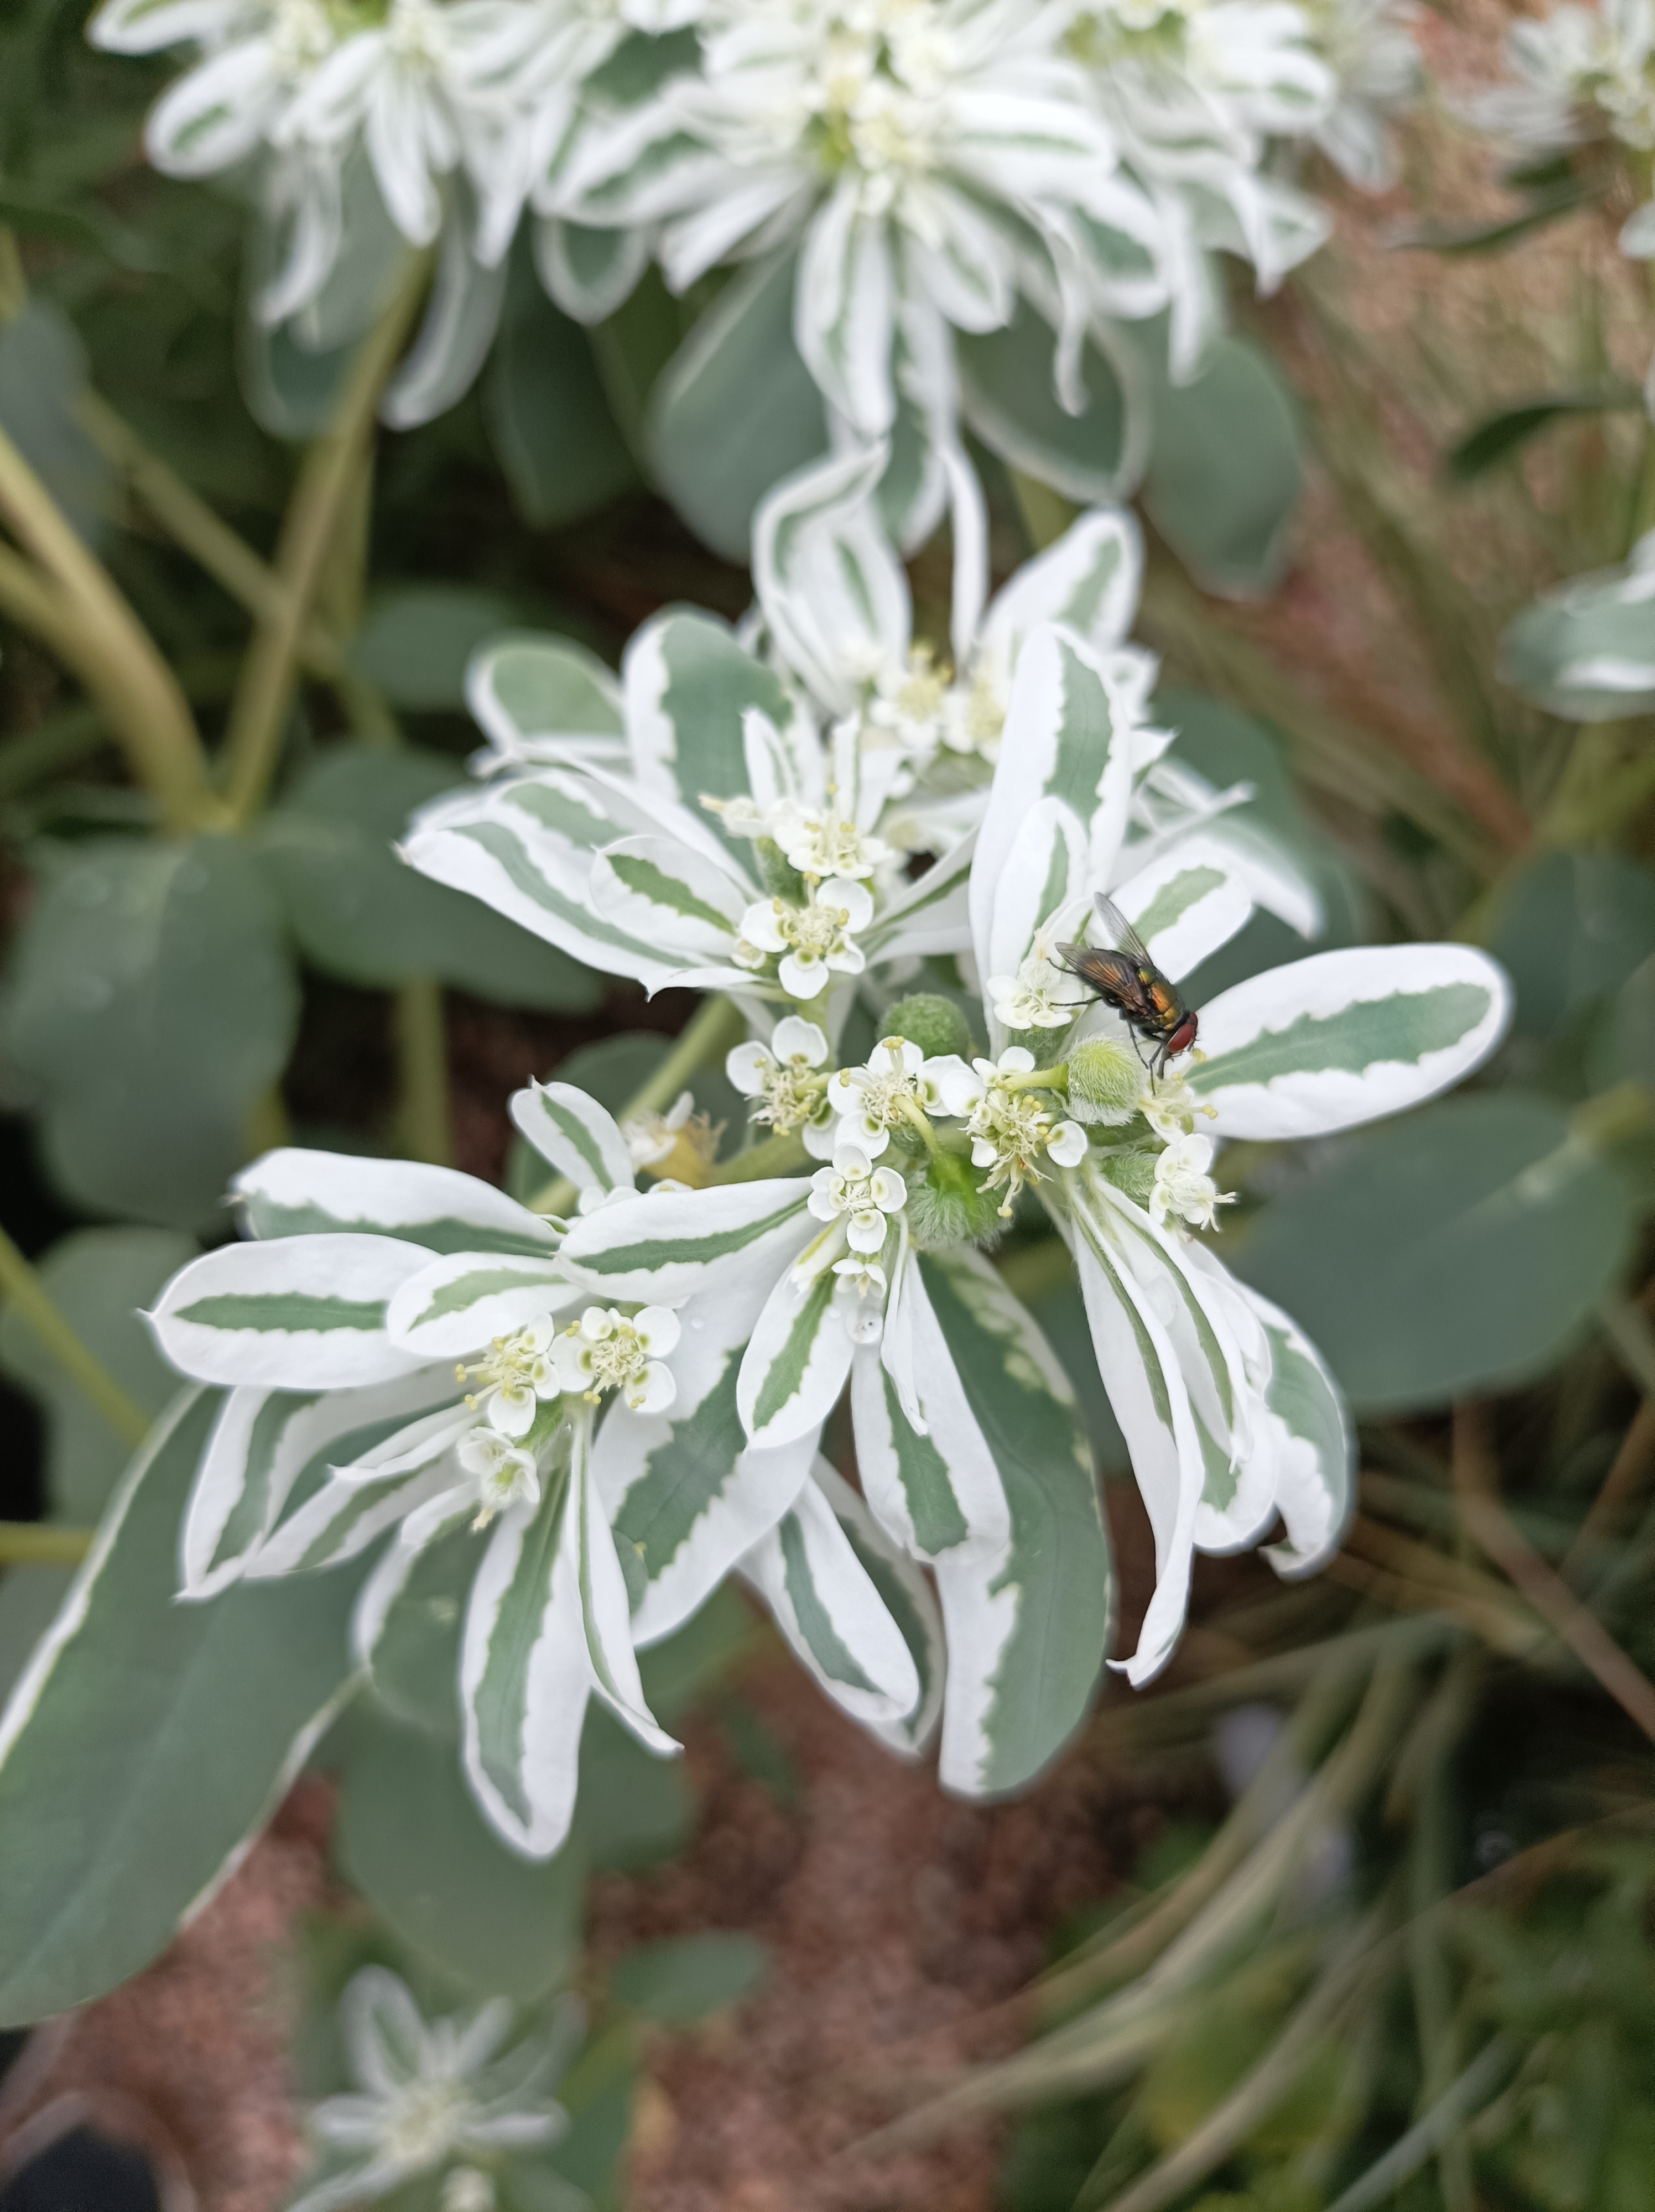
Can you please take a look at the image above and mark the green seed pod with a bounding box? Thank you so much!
[905,1147,1006,1249]
[754,837,808,904]
[1067,1037,1141,1124]
[1096,1146,1158,1204]
[881,993,972,1062]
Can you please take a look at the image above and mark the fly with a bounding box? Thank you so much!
[1055,894,1200,1079]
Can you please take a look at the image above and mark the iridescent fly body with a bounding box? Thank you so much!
[1056,894,1200,1078]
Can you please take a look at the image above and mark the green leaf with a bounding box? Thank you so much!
[1142,336,1303,598]
[334,1699,585,2000]
[504,1034,667,1206]
[0,1226,195,1524]
[919,1251,1112,1796]
[1487,848,1655,1042]
[2,834,300,1230]
[1446,390,1640,483]
[1500,551,1655,720]
[240,319,355,443]
[958,299,1144,504]
[574,1708,694,1871]
[0,1389,370,2026]
[258,743,603,1009]
[1232,1092,1634,1412]
[347,585,525,710]
[610,1932,768,2022]
[0,302,113,545]
[1395,173,1605,255]
[485,247,637,530]
[648,251,829,563]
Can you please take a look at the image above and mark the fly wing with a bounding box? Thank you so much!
[1091,893,1156,972]
[1057,942,1144,1001]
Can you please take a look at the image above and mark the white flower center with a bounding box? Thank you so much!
[380,2078,471,2169]
[772,799,891,881]
[268,0,335,75]
[457,1320,556,1434]
[552,1305,680,1414]
[1151,1136,1234,1233]
[384,0,450,69]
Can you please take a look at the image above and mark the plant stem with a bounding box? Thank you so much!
[0,701,112,798]
[0,1521,94,1566]
[529,995,748,1214]
[1453,1401,1655,1744]
[0,427,218,832]
[220,256,427,826]
[394,977,454,1168]
[0,1224,150,1449]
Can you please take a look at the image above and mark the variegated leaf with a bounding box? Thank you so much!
[1189,944,1512,1140]
[919,1249,1110,1792]
[1242,1286,1355,1582]
[385,1251,577,1359]
[558,1178,813,1302]
[622,608,800,842]
[809,1459,945,1759]
[235,1149,556,1256]
[979,505,1143,684]
[568,1418,678,1754]
[466,633,626,765]
[509,1079,634,1199]
[752,442,910,716]
[590,834,752,961]
[1111,834,1256,983]
[148,1235,434,1390]
[742,1469,921,1727]
[737,1262,855,1451]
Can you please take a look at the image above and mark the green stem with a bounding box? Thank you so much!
[530,995,747,1214]
[0,424,220,833]
[220,255,427,826]
[0,1520,94,1566]
[394,977,454,1168]
[0,1224,150,1448]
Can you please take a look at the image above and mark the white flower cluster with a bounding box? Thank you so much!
[144,445,1511,1851]
[1463,0,1655,258]
[90,0,1419,431]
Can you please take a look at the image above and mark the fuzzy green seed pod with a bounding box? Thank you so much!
[1066,1037,1142,1125]
[1096,1146,1158,1204]
[905,1147,1006,1249]
[881,993,972,1062]
[754,837,808,904]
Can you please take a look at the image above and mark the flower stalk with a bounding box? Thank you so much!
[0,1222,150,1451]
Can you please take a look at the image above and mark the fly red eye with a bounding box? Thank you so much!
[1167,1014,1199,1058]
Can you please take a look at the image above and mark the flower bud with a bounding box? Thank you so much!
[755,837,808,904]
[1066,1037,1141,1124]
[905,1147,1006,1249]
[1096,1146,1158,1204]
[881,993,972,1062]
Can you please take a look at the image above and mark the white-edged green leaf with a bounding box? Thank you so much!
[850,1257,1009,1563]
[590,834,751,959]
[148,1234,434,1389]
[919,1248,1111,1791]
[752,441,909,717]
[1112,834,1255,983]
[969,623,1143,995]
[569,1418,678,1755]
[351,1492,478,1715]
[1070,1208,1203,1689]
[559,1179,813,1302]
[1499,531,1655,721]
[181,1369,456,1599]
[461,1473,589,1858]
[595,1277,816,1641]
[0,1388,369,2025]
[236,1149,558,1255]
[979,505,1143,684]
[385,1251,577,1359]
[245,1380,466,1577]
[1240,1287,1355,1580]
[986,793,1089,989]
[736,1262,853,1451]
[1190,943,1513,1140]
[864,825,977,961]
[467,633,626,764]
[741,1468,921,1728]
[509,1078,635,1202]
[809,1459,944,1759]
[622,609,802,841]
[957,297,1147,505]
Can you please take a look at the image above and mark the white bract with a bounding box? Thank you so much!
[290,1967,574,2212]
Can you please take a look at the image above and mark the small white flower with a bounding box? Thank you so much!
[827,1035,954,1154]
[456,1427,541,1528]
[808,1142,908,1254]
[1139,1070,1219,1142]
[1150,1134,1235,1232]
[1047,1119,1089,1168]
[737,876,874,1000]
[944,1051,1081,1217]
[768,798,893,881]
[457,1318,560,1438]
[832,1254,890,1344]
[727,1016,836,1154]
[552,1304,680,1413]
[292,1968,569,2212]
[988,949,1091,1033]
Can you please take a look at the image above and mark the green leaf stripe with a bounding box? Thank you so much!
[880,1368,969,1555]
[207,1392,322,1575]
[1133,864,1226,944]
[1045,637,1116,816]
[532,1090,616,1187]
[604,851,736,932]
[778,1513,879,1694]
[451,820,661,962]
[472,1478,568,1827]
[571,1193,806,1277]
[244,1202,550,1259]
[1191,982,1493,1094]
[178,1292,387,1335]
[612,1360,743,1608]
[751,1271,836,1433]
[399,1263,566,1332]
